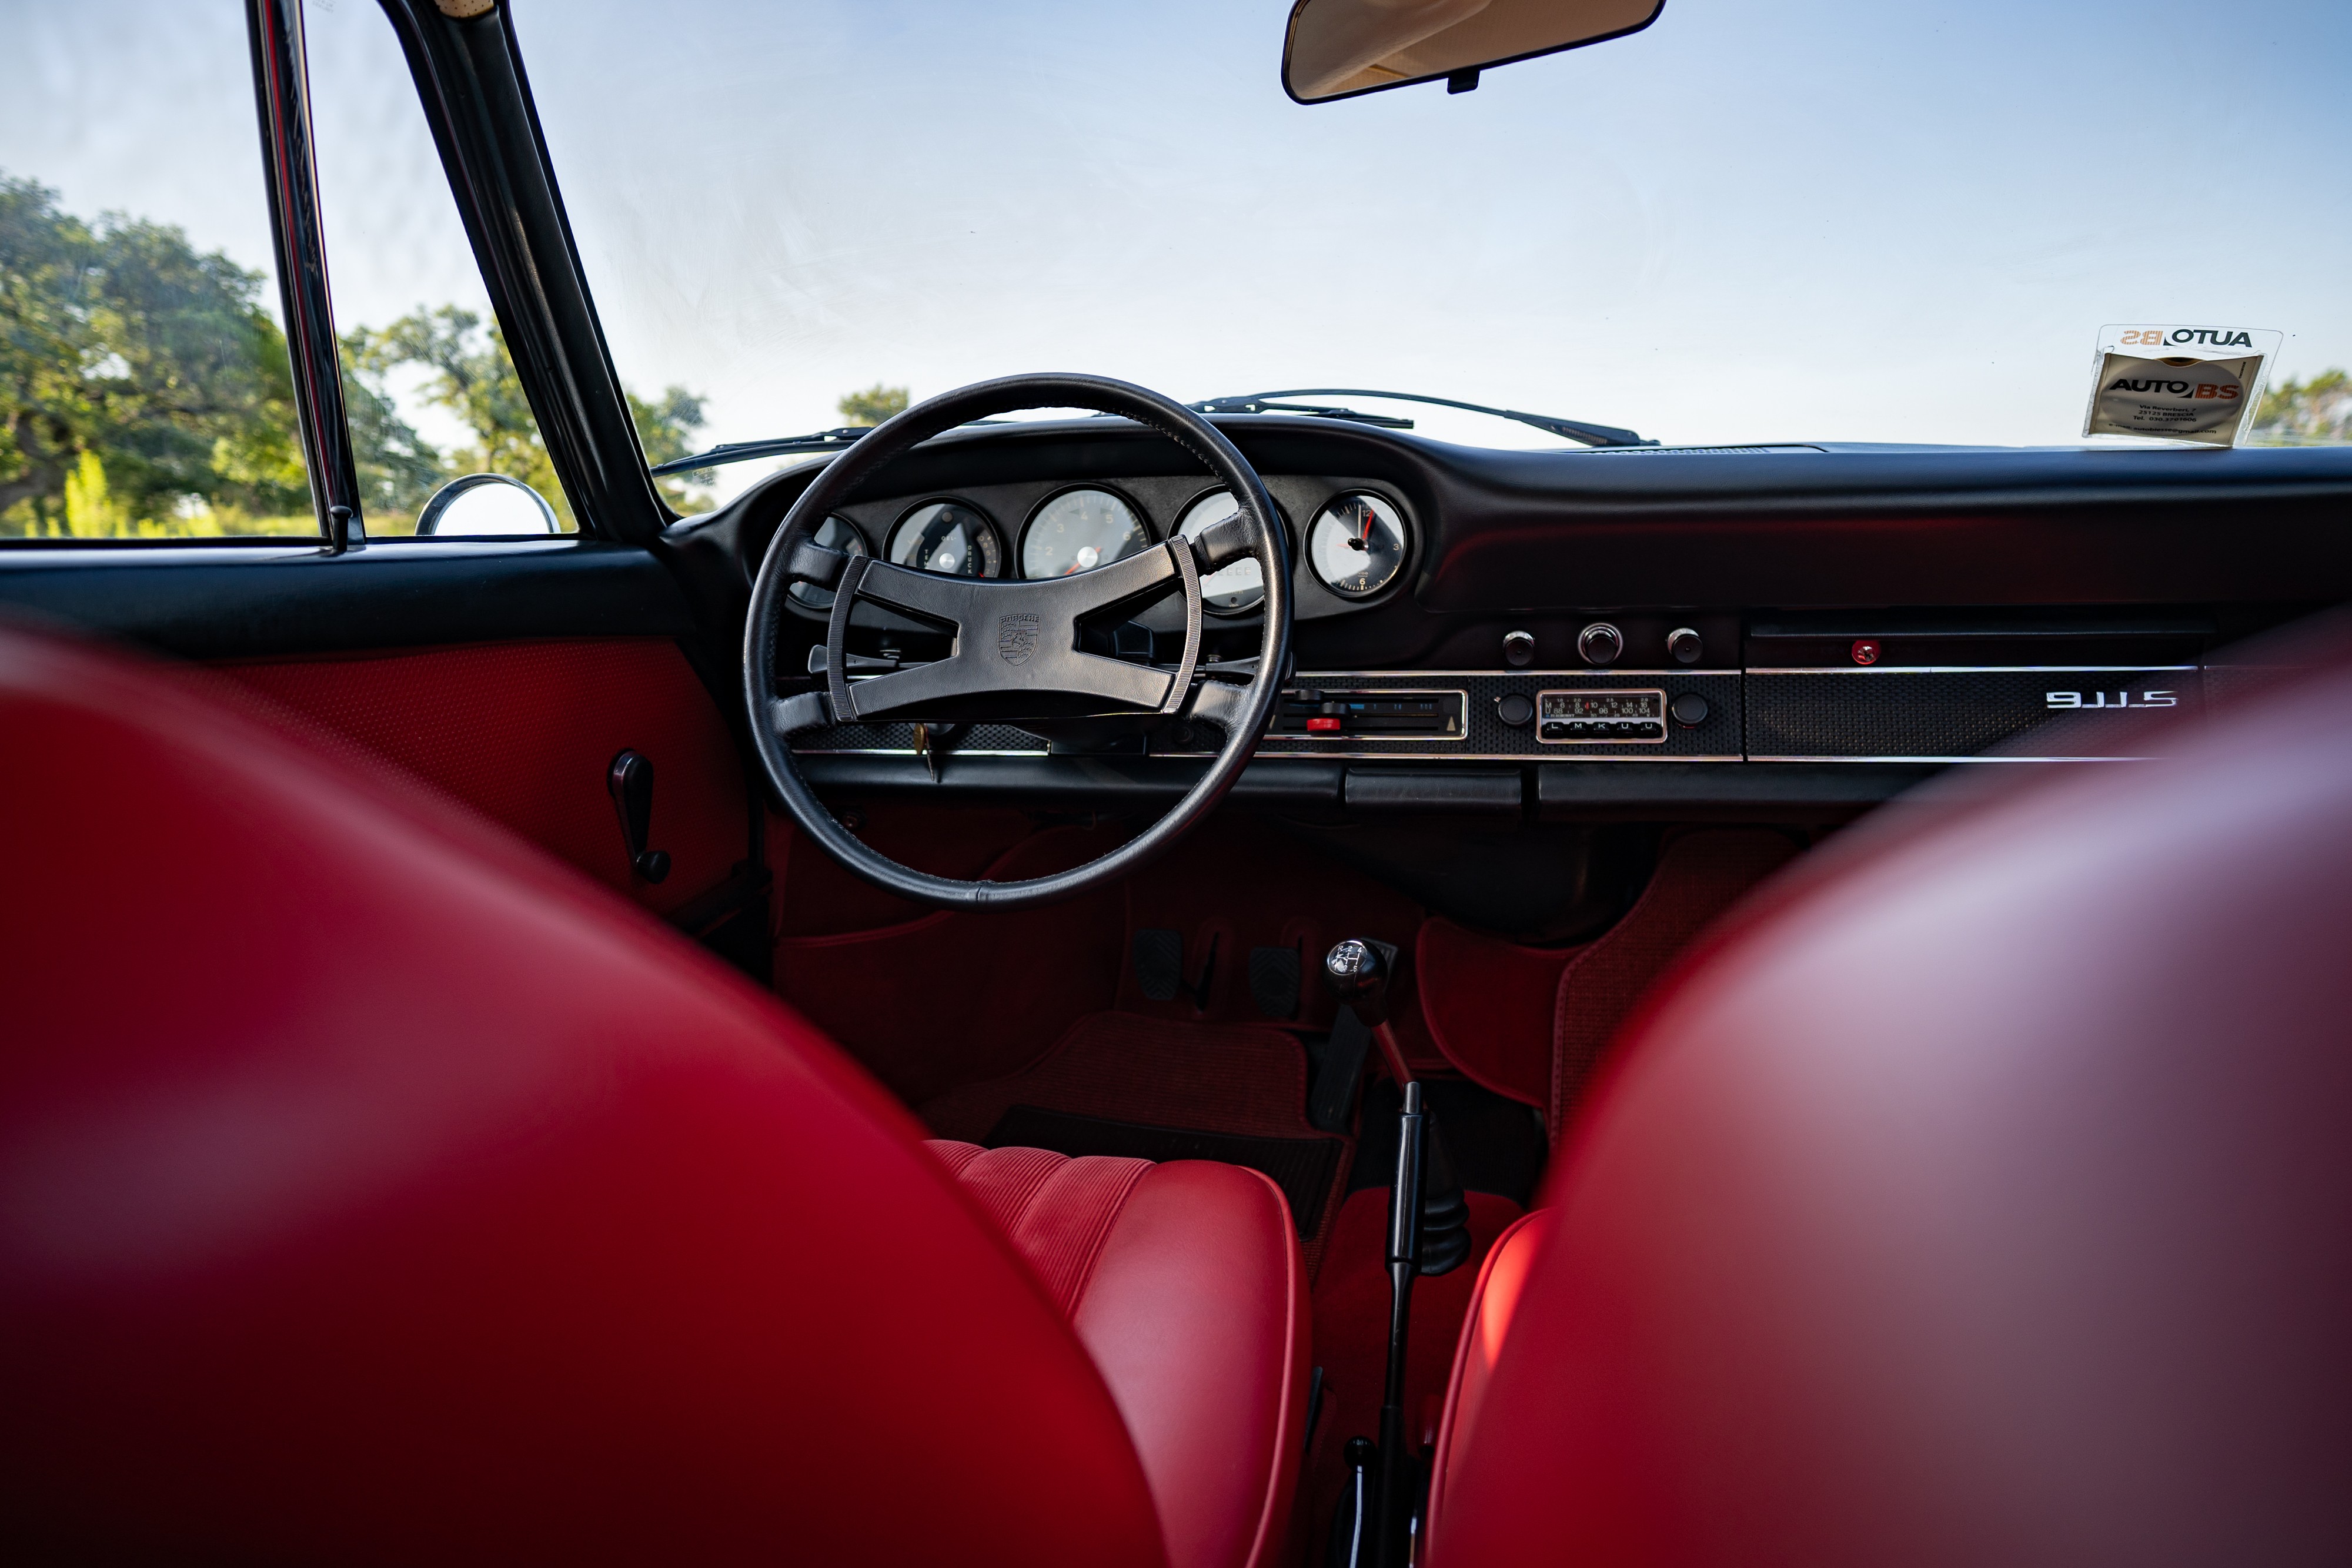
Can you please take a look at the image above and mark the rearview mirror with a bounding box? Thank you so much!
[1282,0,1663,103]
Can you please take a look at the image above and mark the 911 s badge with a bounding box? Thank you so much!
[2047,690,2176,709]
[997,612,1040,666]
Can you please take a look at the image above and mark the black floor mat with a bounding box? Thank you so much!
[985,1104,1347,1237]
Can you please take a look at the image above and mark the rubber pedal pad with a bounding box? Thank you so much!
[1249,944,1301,1019]
[1133,928,1184,1002]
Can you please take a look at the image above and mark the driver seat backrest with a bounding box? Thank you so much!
[1425,644,2352,1566]
[0,624,1174,1565]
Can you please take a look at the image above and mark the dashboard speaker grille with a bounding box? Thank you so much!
[1746,669,2202,760]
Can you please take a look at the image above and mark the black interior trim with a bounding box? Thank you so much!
[0,541,692,658]
[373,0,669,543]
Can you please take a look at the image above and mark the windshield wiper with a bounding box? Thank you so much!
[649,426,873,477]
[1191,387,1653,448]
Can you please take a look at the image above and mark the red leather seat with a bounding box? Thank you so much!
[0,625,1302,1567]
[927,1144,1307,1568]
[1426,645,2352,1565]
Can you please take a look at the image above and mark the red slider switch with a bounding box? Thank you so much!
[1306,717,1343,733]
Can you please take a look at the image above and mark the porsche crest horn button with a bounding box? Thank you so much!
[996,612,1040,666]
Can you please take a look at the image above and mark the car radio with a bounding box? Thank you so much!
[1537,688,1668,743]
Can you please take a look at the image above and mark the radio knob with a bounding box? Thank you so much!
[1576,622,1623,667]
[1496,693,1535,728]
[1502,629,1535,668]
[1669,692,1712,728]
[1666,627,1704,665]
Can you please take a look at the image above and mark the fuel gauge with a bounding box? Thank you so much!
[1307,492,1407,599]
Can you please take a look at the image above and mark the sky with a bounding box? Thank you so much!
[6,0,2350,480]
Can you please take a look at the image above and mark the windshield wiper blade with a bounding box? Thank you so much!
[649,426,872,477]
[1192,387,1654,448]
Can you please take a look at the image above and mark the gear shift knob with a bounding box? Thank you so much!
[1324,938,1391,1026]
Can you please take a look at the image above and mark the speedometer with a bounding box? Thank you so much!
[1021,487,1147,578]
[1306,492,1407,599]
[887,500,1003,578]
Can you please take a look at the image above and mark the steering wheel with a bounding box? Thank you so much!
[744,373,1292,910]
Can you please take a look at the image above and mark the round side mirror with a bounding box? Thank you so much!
[416,473,562,537]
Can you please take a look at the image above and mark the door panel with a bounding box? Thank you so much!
[212,637,747,918]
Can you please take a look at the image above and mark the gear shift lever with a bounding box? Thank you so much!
[1318,938,1474,1568]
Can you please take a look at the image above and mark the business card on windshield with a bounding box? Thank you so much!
[2083,325,2281,446]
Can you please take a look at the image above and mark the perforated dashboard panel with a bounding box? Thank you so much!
[1745,667,2203,760]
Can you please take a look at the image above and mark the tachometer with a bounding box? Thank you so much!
[1021,487,1147,578]
[787,514,869,609]
[887,500,1003,578]
[1175,489,1268,614]
[1307,492,1406,598]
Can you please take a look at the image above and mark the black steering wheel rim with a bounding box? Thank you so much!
[743,372,1293,911]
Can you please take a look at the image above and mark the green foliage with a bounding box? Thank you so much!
[837,383,909,426]
[4,174,720,539]
[1,173,314,537]
[346,306,564,530]
[627,383,712,514]
[2251,369,2351,447]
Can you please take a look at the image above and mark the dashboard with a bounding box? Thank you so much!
[690,413,2352,821]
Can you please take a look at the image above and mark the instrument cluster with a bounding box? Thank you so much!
[781,474,1416,624]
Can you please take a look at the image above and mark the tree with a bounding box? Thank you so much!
[3,175,716,537]
[346,306,564,527]
[838,383,909,426]
[1,172,313,537]
[2251,370,2351,447]
[346,306,716,525]
[627,383,713,514]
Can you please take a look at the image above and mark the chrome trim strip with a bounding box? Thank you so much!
[787,747,1051,757]
[1745,665,2200,675]
[1175,751,1746,761]
[1749,754,2149,764]
[1295,668,1726,678]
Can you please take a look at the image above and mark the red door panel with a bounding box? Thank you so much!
[211,637,748,918]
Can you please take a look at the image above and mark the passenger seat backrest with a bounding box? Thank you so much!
[1429,652,2352,1567]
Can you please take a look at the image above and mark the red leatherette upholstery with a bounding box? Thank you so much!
[0,627,1167,1566]
[1422,1209,1551,1539]
[1429,658,2352,1565]
[930,1144,1311,1568]
[213,638,747,916]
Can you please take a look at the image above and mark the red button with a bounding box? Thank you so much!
[1306,717,1343,733]
[1851,639,1881,666]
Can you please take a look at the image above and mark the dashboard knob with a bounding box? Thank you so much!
[1666,626,1705,665]
[1502,629,1535,668]
[1576,621,1623,667]
[1496,693,1535,728]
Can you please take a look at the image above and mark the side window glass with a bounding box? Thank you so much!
[305,1,713,534]
[1,4,318,541]
[304,1,571,536]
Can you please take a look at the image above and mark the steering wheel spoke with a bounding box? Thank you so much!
[1183,674,1253,733]
[782,539,850,588]
[745,372,1292,910]
[766,689,834,735]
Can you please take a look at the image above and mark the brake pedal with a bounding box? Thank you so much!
[1133,928,1182,1001]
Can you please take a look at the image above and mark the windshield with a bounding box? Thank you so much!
[516,0,2351,497]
